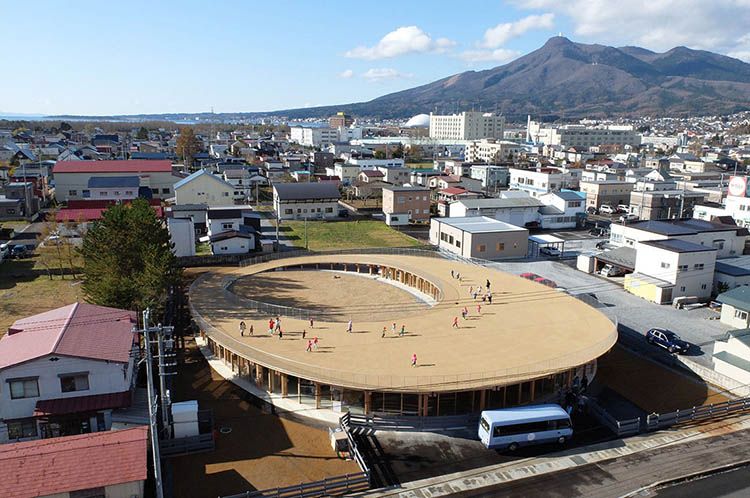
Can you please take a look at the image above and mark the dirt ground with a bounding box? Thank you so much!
[232,269,427,321]
[595,346,729,413]
[169,338,359,498]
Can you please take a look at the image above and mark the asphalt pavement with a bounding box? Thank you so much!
[484,259,730,366]
[652,465,750,498]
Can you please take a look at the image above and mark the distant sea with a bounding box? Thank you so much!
[0,113,196,124]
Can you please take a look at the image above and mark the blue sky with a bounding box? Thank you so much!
[1,0,749,116]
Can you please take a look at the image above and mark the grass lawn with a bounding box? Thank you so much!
[0,259,84,337]
[280,219,423,251]
[406,162,434,169]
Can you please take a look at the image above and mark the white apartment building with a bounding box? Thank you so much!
[429,112,505,141]
[465,139,523,163]
[527,121,641,149]
[509,167,581,197]
[289,126,340,147]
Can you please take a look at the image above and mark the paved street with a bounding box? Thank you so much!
[651,465,750,498]
[485,259,731,366]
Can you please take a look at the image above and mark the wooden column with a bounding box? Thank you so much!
[517,383,523,404]
[314,383,322,409]
[268,370,275,393]
[364,391,372,415]
[281,374,288,397]
[479,390,487,411]
[530,380,536,401]
[297,379,302,403]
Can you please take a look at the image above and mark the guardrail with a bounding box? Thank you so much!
[344,412,479,433]
[586,398,641,437]
[645,397,750,431]
[221,472,370,498]
[339,412,372,477]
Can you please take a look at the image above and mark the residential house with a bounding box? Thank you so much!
[0,197,23,219]
[509,167,581,197]
[0,304,138,442]
[376,166,411,185]
[712,328,750,386]
[1,426,148,498]
[273,182,342,220]
[52,160,177,203]
[0,182,38,217]
[609,219,748,259]
[629,189,707,220]
[538,191,586,229]
[469,164,509,191]
[174,169,242,206]
[579,180,634,211]
[624,239,717,304]
[448,195,543,227]
[429,216,528,259]
[85,176,140,201]
[716,287,750,329]
[382,186,431,226]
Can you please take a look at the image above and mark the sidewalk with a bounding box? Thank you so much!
[356,415,750,497]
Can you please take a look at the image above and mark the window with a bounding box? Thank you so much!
[223,192,229,197]
[477,244,486,252]
[701,284,707,290]
[7,418,37,439]
[713,240,725,250]
[82,189,90,198]
[6,209,15,214]
[221,222,233,230]
[680,286,686,292]
[497,242,505,251]
[284,209,293,215]
[455,240,461,248]
[735,309,749,320]
[60,373,90,393]
[677,265,688,272]
[660,262,670,269]
[68,190,77,196]
[9,378,39,399]
[325,207,333,213]
[162,188,170,194]
[694,263,704,270]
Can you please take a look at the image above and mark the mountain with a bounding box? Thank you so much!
[275,37,750,121]
[45,37,750,123]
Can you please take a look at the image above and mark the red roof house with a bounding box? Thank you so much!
[0,426,148,498]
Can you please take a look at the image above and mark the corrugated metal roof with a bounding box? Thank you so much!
[34,391,132,416]
[87,176,140,188]
[717,286,750,310]
[0,426,148,498]
[0,303,137,370]
[53,159,172,174]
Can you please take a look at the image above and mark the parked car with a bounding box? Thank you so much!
[520,272,541,280]
[586,206,598,215]
[599,204,615,215]
[617,204,630,213]
[534,277,558,288]
[10,244,29,259]
[646,328,690,354]
[0,242,9,262]
[619,214,639,223]
[595,241,608,250]
[600,264,624,277]
[540,246,561,257]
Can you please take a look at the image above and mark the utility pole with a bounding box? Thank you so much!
[141,309,164,498]
[156,325,176,434]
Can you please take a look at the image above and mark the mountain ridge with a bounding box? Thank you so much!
[46,37,750,122]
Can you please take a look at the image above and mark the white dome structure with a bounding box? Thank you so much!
[404,113,430,128]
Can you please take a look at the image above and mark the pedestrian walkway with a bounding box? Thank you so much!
[356,415,750,497]
[195,336,342,425]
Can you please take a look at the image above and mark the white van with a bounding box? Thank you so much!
[599,205,615,215]
[478,404,573,451]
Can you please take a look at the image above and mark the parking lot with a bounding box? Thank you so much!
[484,259,730,365]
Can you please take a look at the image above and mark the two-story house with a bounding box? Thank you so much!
[174,169,242,206]
[0,303,138,443]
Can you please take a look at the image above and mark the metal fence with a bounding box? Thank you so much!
[160,409,215,457]
[586,398,641,437]
[344,412,479,433]
[221,473,370,498]
[645,397,750,431]
[238,246,440,268]
[339,413,372,476]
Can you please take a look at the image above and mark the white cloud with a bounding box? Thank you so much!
[338,69,354,79]
[361,68,412,82]
[480,13,555,48]
[345,26,455,60]
[459,48,521,63]
[511,1,750,55]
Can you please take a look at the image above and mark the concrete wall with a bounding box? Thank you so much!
[211,235,254,255]
[467,230,528,259]
[168,218,196,257]
[720,303,750,329]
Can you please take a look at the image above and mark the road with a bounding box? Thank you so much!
[485,258,730,366]
[449,428,750,498]
[652,465,750,498]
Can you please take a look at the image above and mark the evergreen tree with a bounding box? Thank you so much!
[80,199,180,311]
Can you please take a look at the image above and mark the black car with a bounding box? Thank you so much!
[646,328,690,354]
